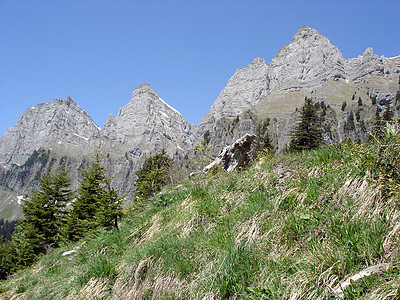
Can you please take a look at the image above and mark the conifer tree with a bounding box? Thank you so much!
[20,168,72,247]
[135,149,172,202]
[382,104,394,122]
[7,168,73,269]
[288,97,323,152]
[65,152,122,241]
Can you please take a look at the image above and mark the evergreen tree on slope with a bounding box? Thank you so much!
[135,149,172,202]
[289,97,324,152]
[65,152,122,241]
[12,168,72,268]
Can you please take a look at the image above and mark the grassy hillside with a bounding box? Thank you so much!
[1,143,399,299]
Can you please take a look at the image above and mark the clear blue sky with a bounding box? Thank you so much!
[1,0,399,136]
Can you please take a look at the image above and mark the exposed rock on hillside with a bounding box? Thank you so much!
[269,26,346,92]
[203,133,256,173]
[199,58,269,128]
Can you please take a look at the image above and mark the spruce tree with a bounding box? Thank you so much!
[6,168,73,270]
[20,168,72,247]
[65,152,122,241]
[135,149,172,202]
[289,97,323,152]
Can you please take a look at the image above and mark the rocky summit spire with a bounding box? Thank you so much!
[268,26,345,91]
[101,83,196,157]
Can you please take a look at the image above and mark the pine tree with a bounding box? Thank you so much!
[5,168,73,270]
[65,152,122,241]
[288,97,323,152]
[135,149,173,202]
[20,168,72,247]
[382,104,394,122]
[0,238,16,279]
[344,111,356,132]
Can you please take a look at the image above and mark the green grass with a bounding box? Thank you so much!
[1,144,400,299]
[0,203,17,219]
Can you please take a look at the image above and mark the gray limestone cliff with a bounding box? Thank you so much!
[0,97,100,167]
[0,84,197,210]
[199,57,269,128]
[198,26,400,152]
[100,83,196,158]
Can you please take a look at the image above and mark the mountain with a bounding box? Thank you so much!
[0,84,197,218]
[100,83,196,158]
[0,96,100,168]
[199,26,400,151]
[1,26,400,220]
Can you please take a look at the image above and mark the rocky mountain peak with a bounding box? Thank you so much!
[292,25,318,40]
[199,57,269,127]
[0,97,100,167]
[131,83,159,99]
[268,26,345,91]
[363,47,374,57]
[101,84,196,157]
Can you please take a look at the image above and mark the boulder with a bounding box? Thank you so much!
[203,133,256,173]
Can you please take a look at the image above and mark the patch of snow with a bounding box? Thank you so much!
[159,111,170,120]
[72,133,89,141]
[346,79,349,83]
[390,55,400,59]
[158,97,182,117]
[58,141,62,144]
[30,106,35,110]
[17,195,24,205]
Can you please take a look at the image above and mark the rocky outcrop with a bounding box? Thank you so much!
[0,97,100,167]
[345,48,400,83]
[203,133,256,173]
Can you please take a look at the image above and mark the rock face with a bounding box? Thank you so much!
[203,134,256,173]
[0,97,100,167]
[198,26,400,152]
[199,58,269,128]
[345,47,400,82]
[100,83,196,158]
[268,26,346,91]
[0,84,198,209]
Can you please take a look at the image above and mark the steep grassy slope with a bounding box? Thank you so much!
[1,144,399,299]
